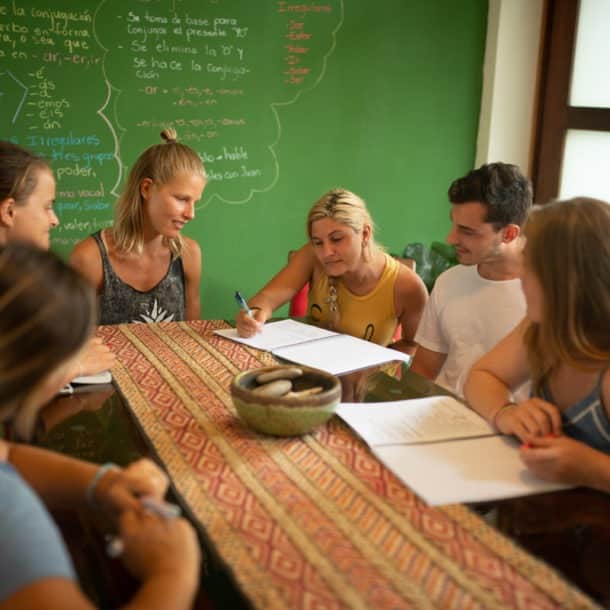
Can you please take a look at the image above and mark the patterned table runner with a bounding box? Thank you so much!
[99,321,599,610]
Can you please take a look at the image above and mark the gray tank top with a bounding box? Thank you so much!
[93,231,186,325]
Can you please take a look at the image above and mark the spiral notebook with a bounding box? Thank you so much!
[214,319,410,375]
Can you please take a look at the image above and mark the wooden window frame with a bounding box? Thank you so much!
[532,0,610,203]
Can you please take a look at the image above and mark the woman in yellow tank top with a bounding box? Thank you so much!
[235,188,428,354]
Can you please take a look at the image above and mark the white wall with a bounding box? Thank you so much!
[475,0,544,175]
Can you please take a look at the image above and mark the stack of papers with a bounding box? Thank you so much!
[337,396,571,506]
[215,319,410,375]
[72,371,113,385]
[59,370,113,395]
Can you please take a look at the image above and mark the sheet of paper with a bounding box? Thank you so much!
[273,333,410,375]
[337,396,495,445]
[214,319,337,351]
[373,435,571,506]
[71,370,113,385]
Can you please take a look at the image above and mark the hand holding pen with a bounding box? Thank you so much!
[235,291,253,316]
[109,497,201,589]
[235,291,264,338]
[106,496,182,557]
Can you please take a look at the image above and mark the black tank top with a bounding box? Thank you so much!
[93,230,186,325]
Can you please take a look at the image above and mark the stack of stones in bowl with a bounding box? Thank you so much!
[230,365,341,436]
[252,367,320,398]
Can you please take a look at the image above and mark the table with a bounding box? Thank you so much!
[38,320,607,610]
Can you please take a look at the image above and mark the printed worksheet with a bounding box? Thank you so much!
[337,395,494,445]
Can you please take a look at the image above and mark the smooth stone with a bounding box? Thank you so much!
[251,379,292,397]
[285,386,323,398]
[256,367,303,384]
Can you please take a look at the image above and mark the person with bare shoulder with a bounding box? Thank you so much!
[0,242,200,610]
[0,140,114,377]
[409,163,532,397]
[464,198,610,491]
[236,188,428,355]
[70,130,205,324]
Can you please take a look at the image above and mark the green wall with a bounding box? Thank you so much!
[0,0,487,319]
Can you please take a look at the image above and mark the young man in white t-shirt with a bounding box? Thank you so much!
[410,162,532,398]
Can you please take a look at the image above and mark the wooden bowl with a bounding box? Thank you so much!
[230,365,341,436]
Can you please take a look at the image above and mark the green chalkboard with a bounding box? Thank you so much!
[1,0,487,319]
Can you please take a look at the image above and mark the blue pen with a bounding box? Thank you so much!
[235,291,253,316]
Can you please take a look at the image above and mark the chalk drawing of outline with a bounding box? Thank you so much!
[97,77,124,198]
[0,71,29,124]
[206,0,345,209]
[91,0,344,208]
[94,0,125,198]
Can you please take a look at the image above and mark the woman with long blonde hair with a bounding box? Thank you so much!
[70,130,206,324]
[464,198,610,490]
[236,188,428,353]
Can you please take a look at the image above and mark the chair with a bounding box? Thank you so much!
[288,282,309,317]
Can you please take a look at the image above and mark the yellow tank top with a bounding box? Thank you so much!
[308,253,399,346]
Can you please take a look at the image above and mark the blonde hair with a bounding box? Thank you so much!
[0,243,95,440]
[523,197,610,392]
[112,129,206,257]
[306,188,382,330]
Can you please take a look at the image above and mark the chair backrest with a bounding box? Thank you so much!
[393,255,416,272]
[288,283,309,317]
[390,255,418,342]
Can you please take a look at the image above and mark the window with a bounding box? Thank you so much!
[533,0,610,203]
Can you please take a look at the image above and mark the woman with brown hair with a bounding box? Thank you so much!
[464,197,610,490]
[0,140,114,377]
[0,243,200,610]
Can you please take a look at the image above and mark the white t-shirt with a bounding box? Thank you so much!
[414,264,527,399]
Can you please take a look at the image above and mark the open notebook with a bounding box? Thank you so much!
[214,319,410,375]
[337,397,571,505]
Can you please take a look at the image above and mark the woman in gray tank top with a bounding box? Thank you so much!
[70,130,206,325]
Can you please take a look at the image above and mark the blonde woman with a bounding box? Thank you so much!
[0,140,114,377]
[70,130,206,324]
[0,242,200,610]
[464,198,610,491]
[236,188,428,353]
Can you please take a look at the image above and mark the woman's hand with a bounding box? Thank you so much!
[235,308,266,338]
[93,458,169,516]
[520,435,604,488]
[78,337,116,377]
[494,398,562,442]
[119,508,201,587]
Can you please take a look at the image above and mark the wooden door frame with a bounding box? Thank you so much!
[532,0,610,203]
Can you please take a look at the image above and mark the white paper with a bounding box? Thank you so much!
[214,319,337,351]
[71,370,113,385]
[273,333,410,375]
[374,436,571,506]
[215,320,409,375]
[337,396,495,445]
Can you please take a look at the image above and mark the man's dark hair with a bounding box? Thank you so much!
[448,162,533,228]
